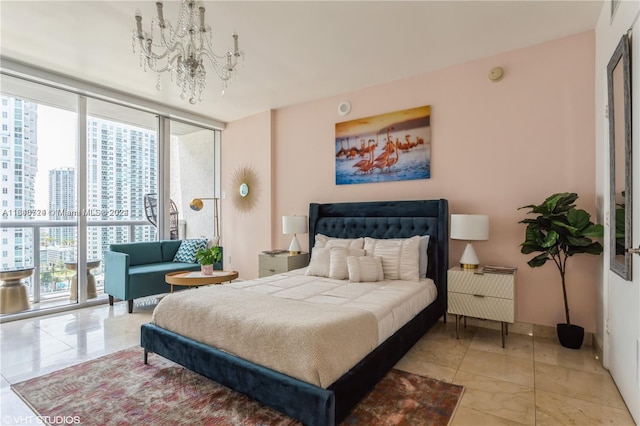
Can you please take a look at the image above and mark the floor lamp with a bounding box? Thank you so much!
[189,197,220,246]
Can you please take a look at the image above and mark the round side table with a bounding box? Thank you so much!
[0,268,33,314]
[65,260,100,300]
[165,270,238,293]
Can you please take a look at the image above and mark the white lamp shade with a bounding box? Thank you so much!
[450,214,489,241]
[282,215,308,235]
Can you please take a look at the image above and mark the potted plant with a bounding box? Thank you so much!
[195,246,222,276]
[519,192,603,349]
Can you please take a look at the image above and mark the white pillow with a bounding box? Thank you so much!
[314,233,364,249]
[419,235,430,278]
[305,247,331,277]
[363,236,420,281]
[329,247,365,280]
[347,256,384,283]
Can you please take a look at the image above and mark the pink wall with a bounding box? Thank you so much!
[223,32,598,332]
[220,110,273,279]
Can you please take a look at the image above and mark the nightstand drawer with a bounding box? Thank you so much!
[448,271,514,298]
[258,252,309,277]
[448,293,514,323]
[259,255,290,271]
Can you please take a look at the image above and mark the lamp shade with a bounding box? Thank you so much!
[189,198,204,211]
[450,214,489,241]
[282,215,308,235]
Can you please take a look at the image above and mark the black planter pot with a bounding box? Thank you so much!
[557,323,584,349]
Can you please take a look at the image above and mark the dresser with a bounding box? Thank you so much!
[447,266,516,347]
[258,252,309,277]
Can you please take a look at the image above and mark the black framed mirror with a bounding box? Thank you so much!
[608,33,632,280]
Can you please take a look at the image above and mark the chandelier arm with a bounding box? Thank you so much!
[138,37,185,63]
[198,51,234,81]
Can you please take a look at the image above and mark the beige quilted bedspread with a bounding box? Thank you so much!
[151,285,379,388]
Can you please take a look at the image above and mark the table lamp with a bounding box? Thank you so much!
[282,215,308,255]
[450,214,489,269]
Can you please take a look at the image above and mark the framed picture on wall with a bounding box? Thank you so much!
[335,105,431,185]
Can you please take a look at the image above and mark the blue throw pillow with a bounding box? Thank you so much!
[173,239,207,263]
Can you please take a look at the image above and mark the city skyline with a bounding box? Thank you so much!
[2,94,158,294]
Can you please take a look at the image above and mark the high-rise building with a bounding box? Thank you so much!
[49,167,75,246]
[86,118,157,263]
[0,96,38,271]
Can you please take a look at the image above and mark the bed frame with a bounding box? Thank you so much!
[141,199,449,425]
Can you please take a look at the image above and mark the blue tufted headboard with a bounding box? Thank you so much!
[308,199,449,315]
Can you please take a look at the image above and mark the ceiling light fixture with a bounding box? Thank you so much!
[132,0,244,104]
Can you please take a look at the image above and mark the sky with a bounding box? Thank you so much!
[34,106,76,210]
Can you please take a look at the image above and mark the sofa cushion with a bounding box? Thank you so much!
[161,240,183,262]
[129,262,200,276]
[110,242,163,266]
[173,239,207,263]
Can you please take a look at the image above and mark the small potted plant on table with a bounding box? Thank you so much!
[519,192,603,349]
[195,246,222,276]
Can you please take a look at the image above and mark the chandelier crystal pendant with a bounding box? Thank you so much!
[132,0,244,104]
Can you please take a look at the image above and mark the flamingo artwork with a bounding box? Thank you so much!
[353,139,375,174]
[346,137,359,159]
[335,138,347,158]
[335,104,431,185]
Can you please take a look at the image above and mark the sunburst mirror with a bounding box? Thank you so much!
[230,165,259,212]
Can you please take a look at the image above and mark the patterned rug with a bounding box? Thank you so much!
[12,347,464,425]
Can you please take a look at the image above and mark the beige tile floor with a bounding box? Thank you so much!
[0,301,635,425]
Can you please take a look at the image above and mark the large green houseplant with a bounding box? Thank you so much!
[519,192,603,349]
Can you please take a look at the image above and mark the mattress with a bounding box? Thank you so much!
[227,268,437,344]
[151,269,437,387]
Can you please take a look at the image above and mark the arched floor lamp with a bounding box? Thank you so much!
[190,197,220,246]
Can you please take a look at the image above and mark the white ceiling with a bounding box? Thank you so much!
[1,1,603,124]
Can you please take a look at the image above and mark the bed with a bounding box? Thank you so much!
[140,199,449,425]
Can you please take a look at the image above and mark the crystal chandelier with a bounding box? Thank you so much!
[132,0,244,104]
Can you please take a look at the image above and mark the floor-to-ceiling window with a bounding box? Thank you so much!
[1,75,79,311]
[0,65,222,320]
[85,99,160,301]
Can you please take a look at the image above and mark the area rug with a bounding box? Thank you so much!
[12,347,464,425]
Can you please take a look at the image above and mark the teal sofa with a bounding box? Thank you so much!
[104,240,200,313]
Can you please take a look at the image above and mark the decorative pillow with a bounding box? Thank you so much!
[419,235,430,278]
[173,239,207,263]
[363,236,420,281]
[314,234,364,249]
[305,247,332,277]
[329,247,366,280]
[347,256,384,283]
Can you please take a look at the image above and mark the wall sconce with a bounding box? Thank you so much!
[282,215,308,255]
[450,214,489,269]
[190,197,220,246]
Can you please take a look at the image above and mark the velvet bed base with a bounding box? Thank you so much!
[141,199,449,425]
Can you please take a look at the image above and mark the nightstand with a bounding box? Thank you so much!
[258,252,309,277]
[447,266,516,347]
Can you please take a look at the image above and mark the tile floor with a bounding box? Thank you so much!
[0,301,635,425]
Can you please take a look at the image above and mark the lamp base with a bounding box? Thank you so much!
[459,242,480,269]
[288,235,301,256]
[460,263,479,269]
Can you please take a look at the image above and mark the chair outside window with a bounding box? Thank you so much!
[144,193,179,239]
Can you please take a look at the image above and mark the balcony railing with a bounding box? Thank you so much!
[1,219,154,313]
